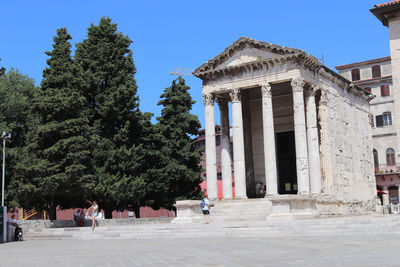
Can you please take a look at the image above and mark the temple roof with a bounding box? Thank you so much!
[193,37,304,75]
[193,37,372,101]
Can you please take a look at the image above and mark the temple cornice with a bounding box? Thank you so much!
[194,37,303,74]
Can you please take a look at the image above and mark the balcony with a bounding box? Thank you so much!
[375,164,400,174]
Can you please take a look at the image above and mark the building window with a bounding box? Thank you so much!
[376,115,384,127]
[386,148,396,166]
[383,112,392,125]
[372,65,381,78]
[373,149,379,169]
[364,87,372,93]
[351,68,360,81]
[370,115,374,128]
[380,84,390,96]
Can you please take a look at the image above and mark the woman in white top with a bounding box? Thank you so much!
[88,201,98,230]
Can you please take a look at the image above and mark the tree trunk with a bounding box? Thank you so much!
[104,209,113,219]
[49,202,57,220]
[134,205,140,218]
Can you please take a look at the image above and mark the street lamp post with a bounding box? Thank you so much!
[1,131,11,207]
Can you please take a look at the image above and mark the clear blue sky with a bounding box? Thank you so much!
[0,0,390,127]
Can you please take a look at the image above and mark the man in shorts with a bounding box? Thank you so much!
[202,196,210,224]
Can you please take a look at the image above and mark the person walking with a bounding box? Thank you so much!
[87,201,98,231]
[201,196,211,224]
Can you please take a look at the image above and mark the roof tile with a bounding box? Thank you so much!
[374,0,400,8]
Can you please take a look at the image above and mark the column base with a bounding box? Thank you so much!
[234,196,248,200]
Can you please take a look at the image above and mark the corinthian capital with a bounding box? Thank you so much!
[261,84,272,98]
[202,93,214,106]
[229,88,241,103]
[291,77,305,92]
[310,83,320,92]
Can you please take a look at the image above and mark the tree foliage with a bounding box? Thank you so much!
[0,58,5,77]
[5,19,204,219]
[9,28,91,219]
[0,70,39,208]
[147,77,203,210]
[74,17,149,218]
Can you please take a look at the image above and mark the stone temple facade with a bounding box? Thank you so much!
[190,37,379,217]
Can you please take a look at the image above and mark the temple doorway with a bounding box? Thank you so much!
[276,131,298,194]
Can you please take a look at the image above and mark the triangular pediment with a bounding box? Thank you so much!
[194,37,304,74]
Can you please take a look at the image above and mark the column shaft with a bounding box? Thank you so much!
[230,88,247,198]
[383,186,389,206]
[261,84,278,195]
[306,86,322,195]
[291,78,310,194]
[398,185,400,204]
[218,98,233,199]
[203,94,218,199]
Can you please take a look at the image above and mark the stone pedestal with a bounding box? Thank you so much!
[266,195,318,222]
[172,200,202,224]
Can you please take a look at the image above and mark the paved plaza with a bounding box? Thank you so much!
[1,233,399,266]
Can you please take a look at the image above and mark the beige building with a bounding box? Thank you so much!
[191,37,378,217]
[336,1,400,205]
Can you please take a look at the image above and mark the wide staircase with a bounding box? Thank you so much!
[21,198,400,240]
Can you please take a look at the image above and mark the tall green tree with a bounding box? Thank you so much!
[0,58,5,77]
[149,77,203,210]
[12,28,91,220]
[74,17,149,218]
[0,70,39,208]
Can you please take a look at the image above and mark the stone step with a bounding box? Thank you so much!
[22,215,400,240]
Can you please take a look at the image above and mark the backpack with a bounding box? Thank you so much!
[200,199,205,208]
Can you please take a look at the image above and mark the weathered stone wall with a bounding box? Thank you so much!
[320,76,376,202]
[388,13,400,156]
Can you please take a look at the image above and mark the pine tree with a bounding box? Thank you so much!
[0,58,5,77]
[74,17,148,218]
[0,70,38,207]
[151,77,203,210]
[16,28,91,219]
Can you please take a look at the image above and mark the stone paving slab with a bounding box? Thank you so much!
[1,233,400,266]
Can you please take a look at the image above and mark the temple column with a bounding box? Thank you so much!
[217,97,233,199]
[318,90,333,194]
[261,84,278,195]
[306,85,322,195]
[398,185,400,204]
[230,88,247,198]
[291,78,310,194]
[203,93,218,200]
[383,185,389,206]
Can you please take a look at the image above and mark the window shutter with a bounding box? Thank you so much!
[351,69,360,81]
[372,65,381,78]
[364,87,371,93]
[380,84,390,96]
[386,148,396,166]
[373,149,379,168]
[376,115,384,127]
[383,112,392,125]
